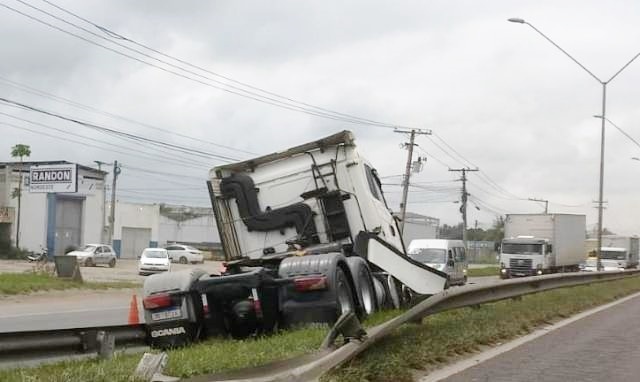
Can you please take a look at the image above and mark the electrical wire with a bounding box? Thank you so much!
[1,0,410,129]
[0,75,258,156]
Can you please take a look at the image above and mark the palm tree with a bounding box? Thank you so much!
[10,144,31,249]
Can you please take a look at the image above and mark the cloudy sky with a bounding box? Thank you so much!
[2,0,640,234]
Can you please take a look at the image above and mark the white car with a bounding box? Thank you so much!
[138,248,171,275]
[67,244,117,268]
[165,244,204,264]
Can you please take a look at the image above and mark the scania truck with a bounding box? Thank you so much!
[141,130,448,348]
[499,214,585,279]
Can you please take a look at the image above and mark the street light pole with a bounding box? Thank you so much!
[508,17,640,271]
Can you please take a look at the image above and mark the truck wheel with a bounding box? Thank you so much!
[334,267,356,317]
[346,257,377,318]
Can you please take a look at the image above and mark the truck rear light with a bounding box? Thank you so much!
[143,293,174,309]
[294,276,328,292]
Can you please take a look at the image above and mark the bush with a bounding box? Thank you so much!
[0,246,29,260]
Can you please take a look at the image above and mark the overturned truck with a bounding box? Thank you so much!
[142,130,447,348]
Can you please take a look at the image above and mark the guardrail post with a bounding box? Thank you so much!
[97,331,115,360]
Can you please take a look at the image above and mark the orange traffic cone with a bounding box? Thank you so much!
[128,294,140,325]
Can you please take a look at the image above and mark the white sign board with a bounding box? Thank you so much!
[29,164,78,193]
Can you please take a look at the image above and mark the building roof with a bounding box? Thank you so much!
[0,160,107,175]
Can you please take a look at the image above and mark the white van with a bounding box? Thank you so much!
[407,239,468,286]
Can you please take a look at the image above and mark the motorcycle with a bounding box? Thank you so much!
[27,247,48,262]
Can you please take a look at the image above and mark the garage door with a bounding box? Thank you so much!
[55,197,82,256]
[121,227,151,259]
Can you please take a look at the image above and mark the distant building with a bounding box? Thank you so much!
[395,211,439,245]
[108,202,221,258]
[0,161,106,255]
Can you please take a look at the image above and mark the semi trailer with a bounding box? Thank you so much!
[141,130,448,348]
[499,214,585,279]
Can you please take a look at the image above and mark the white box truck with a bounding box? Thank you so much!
[500,214,585,278]
[141,130,448,348]
[584,236,639,271]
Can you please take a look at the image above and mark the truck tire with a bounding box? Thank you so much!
[278,253,356,327]
[334,267,356,317]
[345,257,377,318]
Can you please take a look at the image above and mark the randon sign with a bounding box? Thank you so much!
[29,164,78,193]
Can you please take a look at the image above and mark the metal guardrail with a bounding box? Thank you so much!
[199,269,640,381]
[0,324,146,360]
[2,270,639,380]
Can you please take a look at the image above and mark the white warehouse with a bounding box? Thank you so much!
[0,161,106,255]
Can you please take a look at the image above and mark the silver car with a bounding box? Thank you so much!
[67,244,117,267]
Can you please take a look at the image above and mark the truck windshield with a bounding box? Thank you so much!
[502,243,543,255]
[409,248,446,264]
[601,251,626,260]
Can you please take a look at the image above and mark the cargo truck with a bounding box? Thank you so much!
[499,214,585,279]
[584,236,639,271]
[141,130,448,348]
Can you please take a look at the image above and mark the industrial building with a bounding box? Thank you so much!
[0,161,106,256]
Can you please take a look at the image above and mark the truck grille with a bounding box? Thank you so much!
[509,258,532,273]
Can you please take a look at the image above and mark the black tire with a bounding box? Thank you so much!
[346,258,377,319]
[334,267,356,318]
[179,256,188,264]
[85,258,94,267]
[108,258,116,268]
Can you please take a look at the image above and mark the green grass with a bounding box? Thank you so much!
[0,325,328,382]
[325,276,640,381]
[0,273,139,295]
[3,276,640,382]
[466,266,499,277]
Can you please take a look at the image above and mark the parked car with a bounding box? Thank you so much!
[138,248,171,275]
[165,244,204,264]
[67,244,117,268]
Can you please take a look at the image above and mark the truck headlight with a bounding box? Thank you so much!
[463,269,467,274]
[537,270,543,275]
[500,268,507,274]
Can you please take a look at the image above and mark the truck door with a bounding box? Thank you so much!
[362,164,403,249]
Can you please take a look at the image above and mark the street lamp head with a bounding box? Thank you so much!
[593,115,603,119]
[508,18,526,24]
[632,157,640,161]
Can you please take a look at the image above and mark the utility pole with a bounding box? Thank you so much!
[528,197,549,214]
[394,128,431,233]
[108,161,121,246]
[94,161,110,243]
[449,168,479,250]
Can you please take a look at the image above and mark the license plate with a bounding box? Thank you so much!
[151,308,181,321]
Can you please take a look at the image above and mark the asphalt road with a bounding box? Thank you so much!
[440,293,640,382]
[0,260,223,332]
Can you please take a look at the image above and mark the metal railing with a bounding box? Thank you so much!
[199,269,640,381]
[1,270,638,380]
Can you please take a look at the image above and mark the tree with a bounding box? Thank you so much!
[10,144,31,249]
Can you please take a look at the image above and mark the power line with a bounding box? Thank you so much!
[0,75,258,156]
[0,97,238,162]
[40,0,405,130]
[0,110,213,169]
[2,0,409,129]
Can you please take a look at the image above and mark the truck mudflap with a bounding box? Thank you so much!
[355,232,448,295]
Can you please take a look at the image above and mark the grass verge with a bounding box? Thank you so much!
[466,266,499,277]
[0,273,139,295]
[324,276,640,381]
[2,276,639,381]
